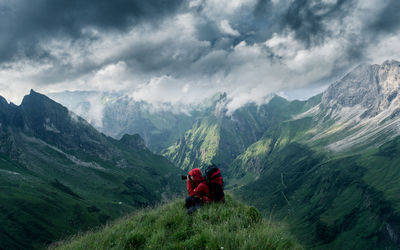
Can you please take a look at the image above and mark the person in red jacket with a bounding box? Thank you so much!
[185,168,211,214]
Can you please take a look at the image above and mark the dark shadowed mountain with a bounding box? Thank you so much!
[0,90,184,249]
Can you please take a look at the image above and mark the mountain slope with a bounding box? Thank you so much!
[235,137,400,249]
[49,91,208,152]
[229,60,400,248]
[51,196,301,250]
[155,60,400,248]
[230,60,400,179]
[164,94,320,172]
[0,90,184,249]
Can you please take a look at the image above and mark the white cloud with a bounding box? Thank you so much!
[201,0,257,18]
[71,93,104,128]
[0,60,52,103]
[91,61,130,91]
[367,33,400,64]
[1,0,400,117]
[219,20,240,36]
[130,75,216,106]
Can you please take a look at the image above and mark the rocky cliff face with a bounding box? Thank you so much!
[322,64,380,111]
[322,60,400,118]
[300,60,400,152]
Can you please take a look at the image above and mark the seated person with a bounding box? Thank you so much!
[185,168,211,214]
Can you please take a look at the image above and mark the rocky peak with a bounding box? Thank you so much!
[0,95,8,106]
[21,89,62,109]
[379,59,400,84]
[321,60,400,118]
[378,60,400,105]
[321,63,380,109]
[19,89,71,134]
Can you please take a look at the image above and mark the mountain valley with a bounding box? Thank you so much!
[3,60,400,249]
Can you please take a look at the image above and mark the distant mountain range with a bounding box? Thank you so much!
[166,60,400,174]
[229,60,400,248]
[0,90,184,249]
[36,60,400,248]
[160,60,400,248]
[48,91,217,153]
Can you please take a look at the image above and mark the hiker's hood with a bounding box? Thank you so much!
[188,168,204,181]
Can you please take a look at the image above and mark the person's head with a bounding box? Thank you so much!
[188,168,204,185]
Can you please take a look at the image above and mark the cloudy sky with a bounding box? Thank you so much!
[1,0,400,111]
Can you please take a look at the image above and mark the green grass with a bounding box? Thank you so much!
[0,130,185,249]
[51,195,301,250]
[163,95,316,172]
[233,140,400,249]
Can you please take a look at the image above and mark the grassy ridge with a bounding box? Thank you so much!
[51,196,301,250]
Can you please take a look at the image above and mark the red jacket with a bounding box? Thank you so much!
[187,168,211,203]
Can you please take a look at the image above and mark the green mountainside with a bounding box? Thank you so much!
[231,62,400,248]
[163,94,320,172]
[5,61,400,249]
[51,196,301,250]
[235,138,400,249]
[163,61,400,248]
[0,90,185,249]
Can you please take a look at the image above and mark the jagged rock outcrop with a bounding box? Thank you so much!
[300,60,400,151]
[321,60,400,119]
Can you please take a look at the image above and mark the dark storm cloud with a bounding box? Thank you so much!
[369,0,400,35]
[2,0,400,106]
[280,0,354,46]
[250,0,400,68]
[0,0,184,62]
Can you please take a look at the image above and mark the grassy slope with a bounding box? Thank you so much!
[234,139,400,249]
[0,137,185,249]
[223,92,400,248]
[164,95,317,172]
[164,116,221,171]
[51,196,301,250]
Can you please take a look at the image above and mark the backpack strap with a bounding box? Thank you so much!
[208,173,221,181]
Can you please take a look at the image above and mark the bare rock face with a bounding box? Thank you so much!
[378,60,400,109]
[322,64,380,109]
[321,60,400,119]
[306,60,400,152]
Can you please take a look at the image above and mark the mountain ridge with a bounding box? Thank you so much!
[160,60,400,248]
[0,90,184,249]
[50,196,301,250]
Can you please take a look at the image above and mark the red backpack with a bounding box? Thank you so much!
[205,164,224,202]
